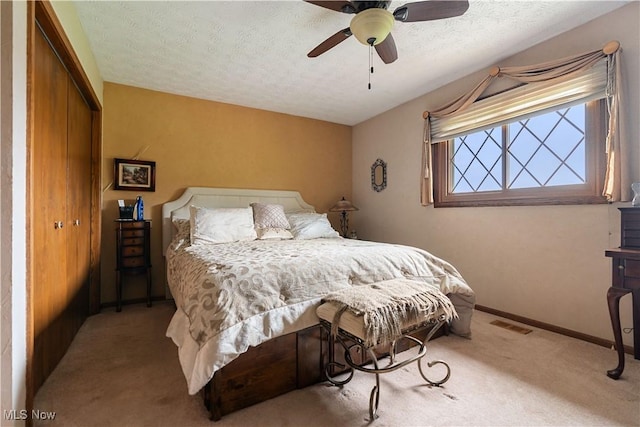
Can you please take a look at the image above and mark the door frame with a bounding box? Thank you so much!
[26,0,102,414]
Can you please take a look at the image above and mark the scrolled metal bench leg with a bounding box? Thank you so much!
[319,318,452,419]
[325,361,354,386]
[417,320,451,387]
[369,383,380,421]
[418,359,451,386]
[325,328,356,386]
[367,347,381,421]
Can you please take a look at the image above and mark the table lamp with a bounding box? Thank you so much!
[329,197,359,237]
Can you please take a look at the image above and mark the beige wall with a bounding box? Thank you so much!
[101,83,352,304]
[352,2,640,346]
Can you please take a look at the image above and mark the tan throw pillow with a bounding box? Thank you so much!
[250,203,291,230]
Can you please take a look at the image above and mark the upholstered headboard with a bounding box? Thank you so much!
[161,187,315,255]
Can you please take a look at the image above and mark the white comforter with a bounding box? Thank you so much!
[165,237,475,395]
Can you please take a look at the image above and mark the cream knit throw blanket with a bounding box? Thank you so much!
[322,278,458,347]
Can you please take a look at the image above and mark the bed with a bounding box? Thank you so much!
[162,187,476,420]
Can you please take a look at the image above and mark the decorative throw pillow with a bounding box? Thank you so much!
[189,206,257,245]
[170,218,191,250]
[172,218,191,241]
[250,203,291,230]
[286,212,340,240]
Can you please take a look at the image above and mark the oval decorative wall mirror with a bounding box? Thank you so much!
[371,158,387,192]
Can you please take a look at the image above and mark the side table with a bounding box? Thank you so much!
[115,220,152,311]
[604,248,640,379]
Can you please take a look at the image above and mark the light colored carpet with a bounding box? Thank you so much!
[34,301,639,427]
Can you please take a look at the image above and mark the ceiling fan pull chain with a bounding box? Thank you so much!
[368,44,374,90]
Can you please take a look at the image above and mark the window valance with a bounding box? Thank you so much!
[420,41,627,205]
[430,61,608,143]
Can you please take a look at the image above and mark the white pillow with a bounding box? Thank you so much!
[286,212,340,240]
[189,206,257,245]
[256,228,294,240]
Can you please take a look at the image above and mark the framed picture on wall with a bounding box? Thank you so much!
[114,158,156,192]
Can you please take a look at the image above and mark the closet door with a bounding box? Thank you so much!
[32,26,69,391]
[66,81,92,333]
[28,3,102,406]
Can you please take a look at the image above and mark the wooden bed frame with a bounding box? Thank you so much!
[204,325,326,420]
[203,322,443,420]
[162,187,444,421]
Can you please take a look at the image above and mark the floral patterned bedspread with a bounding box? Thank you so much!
[165,237,475,394]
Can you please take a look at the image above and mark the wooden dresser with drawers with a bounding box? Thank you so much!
[115,220,152,312]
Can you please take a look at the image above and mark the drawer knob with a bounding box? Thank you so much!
[54,221,63,229]
[73,219,80,226]
[618,265,625,270]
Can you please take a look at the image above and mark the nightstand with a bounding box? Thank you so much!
[115,220,152,312]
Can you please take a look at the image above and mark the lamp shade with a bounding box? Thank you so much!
[329,197,359,212]
[350,8,394,46]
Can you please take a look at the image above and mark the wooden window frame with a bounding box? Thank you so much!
[433,100,608,207]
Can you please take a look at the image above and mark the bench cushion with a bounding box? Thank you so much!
[316,278,457,346]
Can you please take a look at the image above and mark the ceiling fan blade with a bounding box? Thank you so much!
[305,1,356,14]
[375,33,398,64]
[393,0,469,22]
[308,28,353,58]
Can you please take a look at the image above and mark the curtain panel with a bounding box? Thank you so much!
[421,41,627,206]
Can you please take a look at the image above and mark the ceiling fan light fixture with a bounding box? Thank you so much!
[350,8,394,46]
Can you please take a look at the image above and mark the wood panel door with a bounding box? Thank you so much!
[28,1,103,410]
[67,80,92,333]
[31,24,93,393]
[32,26,70,391]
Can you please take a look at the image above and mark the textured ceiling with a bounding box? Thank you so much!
[73,0,629,126]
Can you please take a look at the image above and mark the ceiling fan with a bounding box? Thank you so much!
[305,1,469,64]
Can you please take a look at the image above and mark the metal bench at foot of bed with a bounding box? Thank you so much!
[318,318,451,421]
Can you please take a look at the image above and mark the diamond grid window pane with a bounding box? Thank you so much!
[508,106,586,188]
[451,127,502,193]
[450,104,586,194]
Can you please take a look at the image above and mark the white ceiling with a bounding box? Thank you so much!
[73,0,629,126]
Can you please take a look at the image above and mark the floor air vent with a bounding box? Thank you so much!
[490,320,533,335]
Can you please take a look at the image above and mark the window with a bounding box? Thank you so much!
[433,99,608,207]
